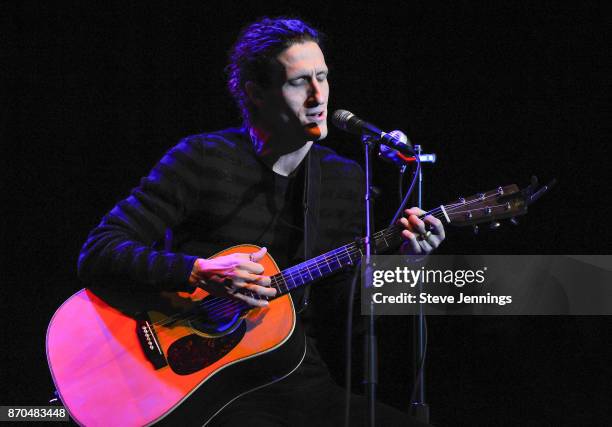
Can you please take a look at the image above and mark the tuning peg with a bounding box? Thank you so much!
[473,225,479,234]
[510,217,519,226]
[489,221,501,230]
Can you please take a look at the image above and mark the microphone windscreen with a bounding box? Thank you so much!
[388,130,408,144]
[332,109,368,136]
[331,109,354,131]
[379,130,410,167]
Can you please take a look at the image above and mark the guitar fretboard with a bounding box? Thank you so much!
[267,223,403,299]
[199,224,405,317]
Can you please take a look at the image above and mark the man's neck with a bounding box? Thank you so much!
[249,126,313,177]
[272,141,313,177]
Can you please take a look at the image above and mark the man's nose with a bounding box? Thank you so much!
[307,80,325,105]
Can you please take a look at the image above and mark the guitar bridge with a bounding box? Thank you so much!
[136,318,168,370]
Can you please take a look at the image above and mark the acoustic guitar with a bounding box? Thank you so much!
[46,180,552,426]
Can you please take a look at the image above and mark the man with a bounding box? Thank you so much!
[78,17,444,426]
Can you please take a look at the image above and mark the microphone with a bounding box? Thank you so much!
[379,130,411,168]
[331,109,415,156]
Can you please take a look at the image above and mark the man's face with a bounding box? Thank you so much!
[257,41,330,143]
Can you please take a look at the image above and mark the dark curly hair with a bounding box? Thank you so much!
[226,17,321,124]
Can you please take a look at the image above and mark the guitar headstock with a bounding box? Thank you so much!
[444,184,526,228]
[441,177,556,231]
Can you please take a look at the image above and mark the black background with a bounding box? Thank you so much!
[3,1,611,425]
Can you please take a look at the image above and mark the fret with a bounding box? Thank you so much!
[273,280,282,294]
[292,269,305,288]
[279,274,289,293]
[342,245,353,265]
[304,263,315,281]
[356,244,364,257]
[299,267,311,284]
[271,275,285,296]
[323,254,332,273]
[284,274,298,292]
[320,254,332,271]
[374,231,388,251]
[333,249,342,267]
[271,278,284,295]
[312,255,324,276]
[243,289,257,300]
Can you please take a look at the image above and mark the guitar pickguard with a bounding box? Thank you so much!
[167,320,246,375]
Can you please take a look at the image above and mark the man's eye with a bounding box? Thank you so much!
[289,78,306,86]
[317,73,328,82]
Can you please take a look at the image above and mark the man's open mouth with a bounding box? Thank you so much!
[306,111,326,121]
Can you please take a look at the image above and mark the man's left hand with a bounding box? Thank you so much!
[398,207,445,255]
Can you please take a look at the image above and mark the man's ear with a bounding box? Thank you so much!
[245,81,265,108]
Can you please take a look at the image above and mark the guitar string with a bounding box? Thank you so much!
[151,227,400,326]
[152,240,374,326]
[200,228,400,320]
[149,201,504,325]
[151,247,362,327]
[201,189,505,311]
[156,222,406,324]
[155,228,396,325]
[152,199,508,327]
[188,191,509,319]
[197,201,517,321]
[149,192,509,327]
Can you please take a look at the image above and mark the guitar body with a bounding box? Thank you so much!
[46,245,306,426]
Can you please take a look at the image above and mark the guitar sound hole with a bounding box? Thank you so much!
[188,295,244,336]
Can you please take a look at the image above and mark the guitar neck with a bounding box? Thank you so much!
[232,181,540,306]
[269,224,404,298]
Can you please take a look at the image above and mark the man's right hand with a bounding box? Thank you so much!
[188,247,276,307]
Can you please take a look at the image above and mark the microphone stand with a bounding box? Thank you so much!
[362,134,377,427]
[411,144,431,424]
[361,134,436,426]
[388,143,436,424]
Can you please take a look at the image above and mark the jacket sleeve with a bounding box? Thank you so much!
[77,137,206,292]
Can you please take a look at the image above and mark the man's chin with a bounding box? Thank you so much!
[304,123,327,141]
